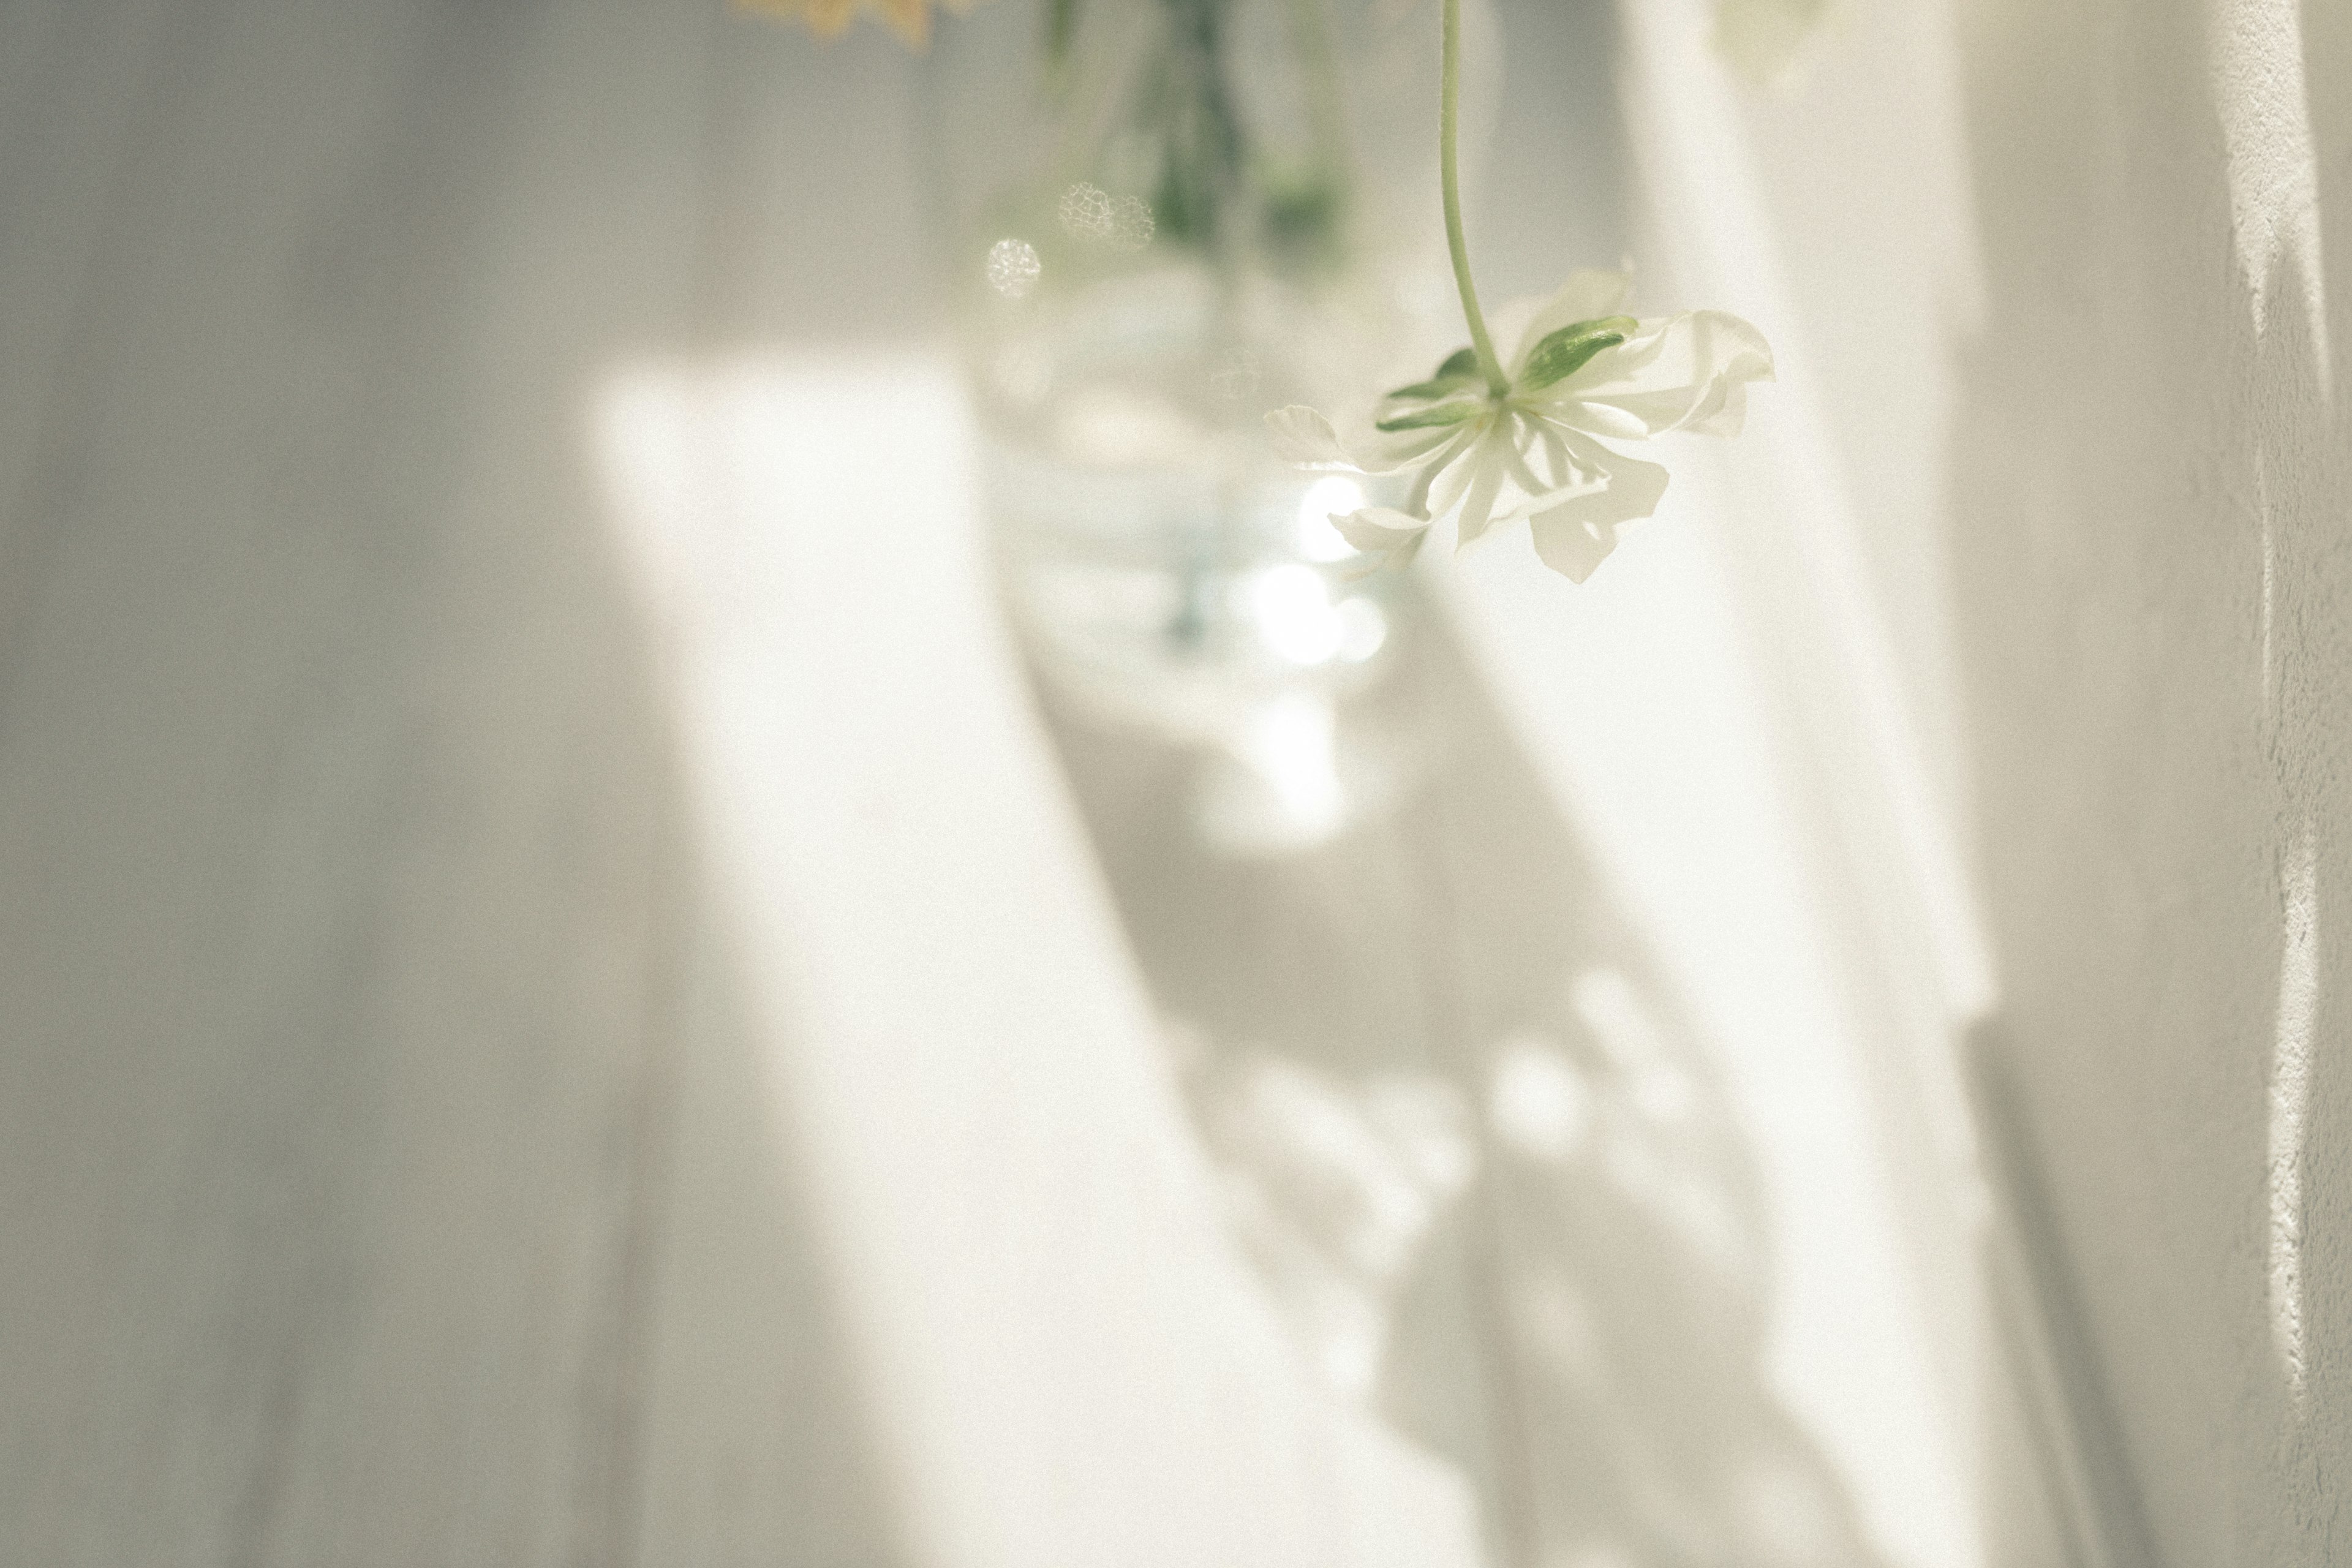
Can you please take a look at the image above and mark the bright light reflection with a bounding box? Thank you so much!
[1295,475,1365,562]
[1247,564,1343,666]
[985,237,1041,298]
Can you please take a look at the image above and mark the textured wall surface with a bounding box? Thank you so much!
[1622,0,2350,1558]
[1947,1,2350,1560]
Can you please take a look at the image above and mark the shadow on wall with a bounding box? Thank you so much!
[1962,1025,2162,1567]
[1033,600,1891,1568]
[1945,0,2350,1560]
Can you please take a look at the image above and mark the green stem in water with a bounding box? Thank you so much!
[1284,0,1349,190]
[1154,0,1245,255]
[1441,0,1508,397]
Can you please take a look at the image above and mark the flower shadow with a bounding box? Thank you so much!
[1027,582,1890,1567]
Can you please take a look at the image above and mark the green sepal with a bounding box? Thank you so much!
[1432,345,1481,380]
[1381,346,1482,404]
[1374,399,1484,432]
[1518,316,1637,391]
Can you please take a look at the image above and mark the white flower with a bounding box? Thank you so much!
[1267,269,1772,582]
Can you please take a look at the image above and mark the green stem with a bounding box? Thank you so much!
[1441,0,1507,397]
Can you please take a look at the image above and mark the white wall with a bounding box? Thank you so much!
[1627,0,2351,1560]
[1948,2,2349,1560]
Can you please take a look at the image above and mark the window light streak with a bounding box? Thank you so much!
[2207,0,2331,391]
[2269,809,2316,1408]
[589,350,1493,1568]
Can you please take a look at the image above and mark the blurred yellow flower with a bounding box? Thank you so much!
[734,0,974,48]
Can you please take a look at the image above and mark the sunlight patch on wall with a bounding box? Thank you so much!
[2269,807,2316,1410]
[586,350,1494,1568]
[2208,0,2331,391]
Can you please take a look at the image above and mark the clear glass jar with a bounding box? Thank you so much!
[919,0,1496,851]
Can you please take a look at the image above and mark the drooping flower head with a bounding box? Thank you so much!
[1268,268,1771,582]
[734,0,976,48]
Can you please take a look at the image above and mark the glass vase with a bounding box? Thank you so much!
[919,0,1497,853]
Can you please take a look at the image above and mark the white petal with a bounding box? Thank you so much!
[1545,396,1651,442]
[1507,268,1635,374]
[1561,435,1673,524]
[1332,507,1430,576]
[1529,510,1619,583]
[1501,430,1551,499]
[1363,421,1476,473]
[1398,424,1481,514]
[1543,309,1774,438]
[1494,469,1609,527]
[1484,303,1547,374]
[1525,435,1672,581]
[1453,437,1511,548]
[1531,422,1575,489]
[1331,505,1428,549]
[1267,404,1463,477]
[1679,322,1775,433]
[1423,424,1493,518]
[1267,405,1355,467]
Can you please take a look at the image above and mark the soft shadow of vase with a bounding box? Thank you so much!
[1033,608,1897,1568]
[919,0,1498,854]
